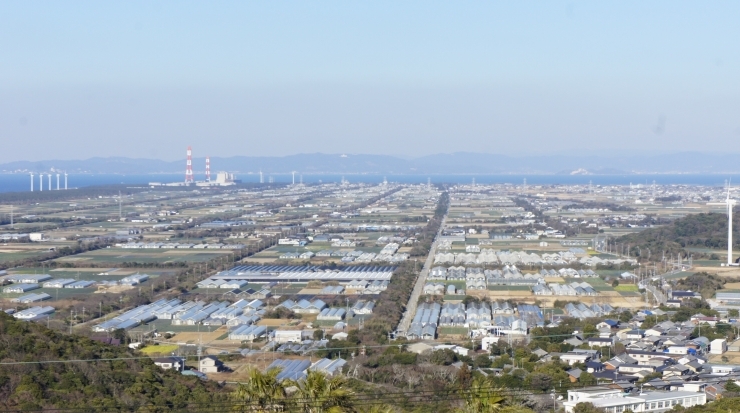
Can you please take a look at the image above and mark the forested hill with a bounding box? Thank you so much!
[0,313,224,411]
[618,212,739,258]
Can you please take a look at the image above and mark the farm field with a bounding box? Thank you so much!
[54,248,234,265]
[0,250,53,263]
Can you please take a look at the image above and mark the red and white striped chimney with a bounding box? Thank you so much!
[185,146,194,183]
[205,156,211,182]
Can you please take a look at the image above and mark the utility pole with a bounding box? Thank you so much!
[198,334,203,369]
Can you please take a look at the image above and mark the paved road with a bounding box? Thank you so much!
[396,214,447,335]
[641,282,668,306]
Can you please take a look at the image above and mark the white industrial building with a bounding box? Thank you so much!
[3,283,40,293]
[563,388,706,413]
[13,306,55,320]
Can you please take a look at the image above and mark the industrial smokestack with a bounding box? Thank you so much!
[30,173,34,192]
[205,156,211,182]
[185,146,194,184]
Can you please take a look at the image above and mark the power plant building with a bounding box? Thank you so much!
[150,146,240,187]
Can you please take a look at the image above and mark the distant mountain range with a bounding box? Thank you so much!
[1,152,738,175]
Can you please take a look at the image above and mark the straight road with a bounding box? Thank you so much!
[396,214,447,335]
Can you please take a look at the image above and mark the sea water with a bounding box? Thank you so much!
[0,173,738,193]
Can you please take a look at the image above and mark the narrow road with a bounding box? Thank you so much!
[642,282,668,306]
[396,214,447,335]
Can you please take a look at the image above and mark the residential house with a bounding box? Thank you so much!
[567,368,583,383]
[560,352,592,366]
[199,356,224,373]
[154,357,185,371]
[587,337,614,348]
[585,361,605,373]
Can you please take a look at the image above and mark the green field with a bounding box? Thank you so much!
[445,281,467,289]
[438,327,469,335]
[54,248,233,264]
[664,271,695,280]
[140,344,179,355]
[487,285,531,291]
[692,260,722,267]
[614,285,639,292]
[0,251,54,263]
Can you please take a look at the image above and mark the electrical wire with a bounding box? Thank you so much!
[0,329,610,366]
[0,382,600,413]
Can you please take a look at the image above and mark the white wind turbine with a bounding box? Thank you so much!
[709,185,738,266]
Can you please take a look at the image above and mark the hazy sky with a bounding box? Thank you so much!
[1,1,739,162]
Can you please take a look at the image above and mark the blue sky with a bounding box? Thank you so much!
[1,1,739,162]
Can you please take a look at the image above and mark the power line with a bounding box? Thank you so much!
[0,382,607,413]
[0,329,608,366]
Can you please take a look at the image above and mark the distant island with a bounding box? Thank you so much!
[1,151,740,175]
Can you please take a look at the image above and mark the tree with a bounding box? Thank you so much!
[287,370,354,413]
[612,279,620,288]
[474,354,493,369]
[618,311,633,323]
[725,380,740,392]
[431,349,459,365]
[361,406,397,413]
[573,402,603,413]
[233,367,288,412]
[527,373,553,392]
[458,376,506,413]
[314,329,325,341]
[458,364,473,388]
[579,372,597,386]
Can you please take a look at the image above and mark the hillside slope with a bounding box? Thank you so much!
[0,313,224,411]
[618,212,739,258]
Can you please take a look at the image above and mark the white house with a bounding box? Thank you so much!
[154,357,185,371]
[199,356,224,373]
[559,352,592,366]
[710,338,727,355]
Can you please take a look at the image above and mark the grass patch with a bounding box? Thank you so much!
[664,271,695,280]
[443,295,466,301]
[139,344,179,355]
[438,327,469,335]
[487,285,531,291]
[614,285,639,292]
[445,281,467,289]
[592,286,615,292]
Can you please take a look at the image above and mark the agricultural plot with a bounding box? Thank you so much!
[0,287,97,301]
[0,249,54,263]
[487,285,531,291]
[54,248,233,265]
[614,285,639,292]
